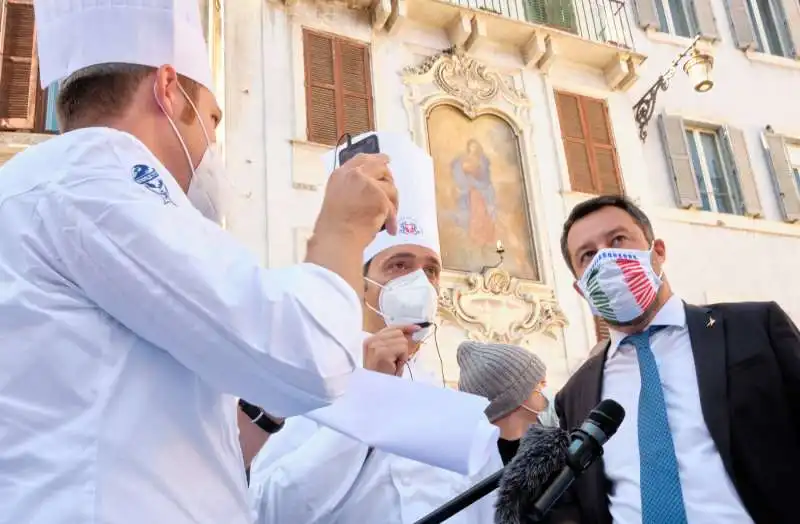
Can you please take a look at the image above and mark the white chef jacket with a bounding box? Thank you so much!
[249,352,503,524]
[0,128,362,524]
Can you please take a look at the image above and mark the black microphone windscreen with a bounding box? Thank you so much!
[589,399,625,438]
[495,425,569,524]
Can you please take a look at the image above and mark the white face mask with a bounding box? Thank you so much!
[365,269,439,342]
[154,82,226,225]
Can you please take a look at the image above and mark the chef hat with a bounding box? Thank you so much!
[322,131,441,263]
[33,0,213,92]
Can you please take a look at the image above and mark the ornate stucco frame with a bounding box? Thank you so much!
[401,47,567,343]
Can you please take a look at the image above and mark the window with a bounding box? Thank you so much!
[655,0,695,37]
[633,0,719,40]
[554,91,622,195]
[746,0,793,57]
[0,0,60,134]
[303,29,374,146]
[685,128,744,214]
[788,145,800,198]
[659,115,763,217]
[763,134,800,222]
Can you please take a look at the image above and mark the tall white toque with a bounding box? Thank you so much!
[322,131,441,263]
[33,0,214,93]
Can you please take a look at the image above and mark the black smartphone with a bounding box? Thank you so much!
[338,134,380,166]
[338,134,387,232]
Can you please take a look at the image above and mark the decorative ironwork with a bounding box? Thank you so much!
[632,35,708,142]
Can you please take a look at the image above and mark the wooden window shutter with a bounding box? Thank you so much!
[0,0,38,131]
[339,40,373,138]
[762,133,800,223]
[632,0,661,29]
[303,29,374,146]
[583,97,622,195]
[556,92,594,194]
[690,0,719,40]
[777,0,800,58]
[658,114,702,209]
[594,316,610,342]
[304,31,338,145]
[725,0,757,50]
[721,126,762,217]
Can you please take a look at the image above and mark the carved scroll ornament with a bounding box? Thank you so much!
[402,46,529,119]
[438,267,567,344]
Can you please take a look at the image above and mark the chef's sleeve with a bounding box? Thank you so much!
[249,424,370,524]
[39,168,361,418]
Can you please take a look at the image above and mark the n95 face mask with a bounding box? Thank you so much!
[366,269,439,342]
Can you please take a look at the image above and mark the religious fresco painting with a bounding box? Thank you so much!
[426,104,539,281]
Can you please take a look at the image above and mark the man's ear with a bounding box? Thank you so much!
[652,238,667,266]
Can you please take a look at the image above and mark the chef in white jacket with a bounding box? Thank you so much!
[248,133,503,524]
[0,2,398,524]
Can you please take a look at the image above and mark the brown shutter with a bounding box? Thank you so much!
[778,0,800,58]
[691,0,719,40]
[555,91,621,195]
[726,0,757,50]
[556,92,595,194]
[658,114,702,209]
[0,0,39,131]
[721,126,762,217]
[594,316,610,342]
[304,30,338,146]
[583,97,622,195]
[632,0,661,29]
[763,133,800,223]
[338,40,373,138]
[303,29,374,146]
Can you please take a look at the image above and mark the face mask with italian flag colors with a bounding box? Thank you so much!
[577,246,662,325]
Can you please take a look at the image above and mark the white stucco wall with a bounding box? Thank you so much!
[221,0,800,388]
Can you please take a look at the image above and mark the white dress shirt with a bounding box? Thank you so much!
[601,295,752,524]
[249,354,502,524]
[0,128,362,524]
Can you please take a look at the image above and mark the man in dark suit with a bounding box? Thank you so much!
[550,195,800,524]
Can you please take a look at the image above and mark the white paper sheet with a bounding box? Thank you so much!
[306,367,499,476]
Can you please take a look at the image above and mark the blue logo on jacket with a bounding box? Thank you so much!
[132,164,174,205]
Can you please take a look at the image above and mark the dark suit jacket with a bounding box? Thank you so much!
[548,301,800,524]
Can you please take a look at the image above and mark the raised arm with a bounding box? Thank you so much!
[37,159,385,417]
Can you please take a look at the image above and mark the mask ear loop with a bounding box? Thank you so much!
[154,82,196,183]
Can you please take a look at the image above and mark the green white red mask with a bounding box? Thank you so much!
[577,246,662,325]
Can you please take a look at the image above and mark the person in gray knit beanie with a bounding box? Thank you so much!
[457,340,551,465]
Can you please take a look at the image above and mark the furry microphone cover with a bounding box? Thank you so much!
[494,425,570,524]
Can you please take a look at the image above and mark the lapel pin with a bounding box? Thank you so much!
[706,316,716,328]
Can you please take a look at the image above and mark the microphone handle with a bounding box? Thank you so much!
[530,467,576,522]
[412,468,503,524]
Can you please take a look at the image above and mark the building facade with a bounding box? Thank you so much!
[2,0,800,388]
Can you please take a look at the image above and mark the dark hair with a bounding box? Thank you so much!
[560,195,654,274]
[57,63,200,132]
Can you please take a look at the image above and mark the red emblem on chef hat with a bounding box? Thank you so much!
[398,218,422,236]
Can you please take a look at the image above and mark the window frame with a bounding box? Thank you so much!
[788,143,800,199]
[746,0,793,57]
[655,0,696,37]
[684,126,743,214]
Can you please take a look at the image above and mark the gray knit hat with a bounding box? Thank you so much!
[457,340,547,422]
